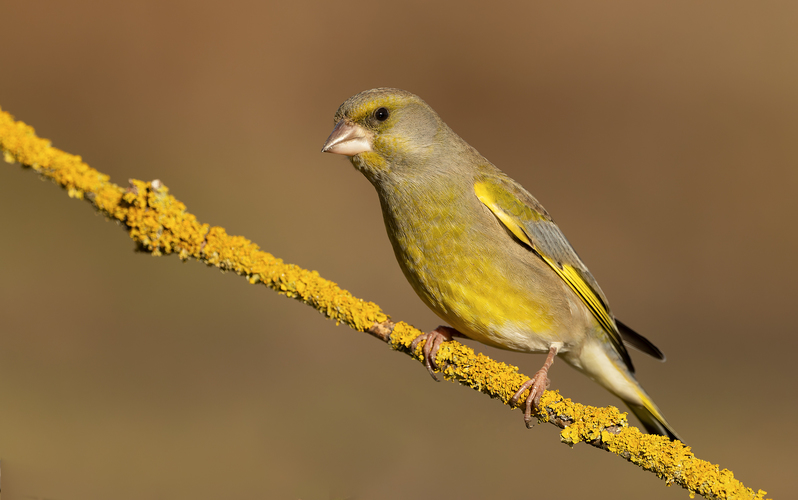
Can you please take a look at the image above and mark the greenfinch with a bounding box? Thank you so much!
[322,88,680,441]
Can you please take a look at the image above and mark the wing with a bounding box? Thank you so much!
[616,319,665,360]
[474,174,635,371]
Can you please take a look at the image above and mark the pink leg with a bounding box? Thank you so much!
[509,345,559,428]
[410,326,463,381]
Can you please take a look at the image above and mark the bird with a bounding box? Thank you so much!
[321,87,680,441]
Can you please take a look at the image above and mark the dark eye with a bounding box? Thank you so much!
[374,107,390,121]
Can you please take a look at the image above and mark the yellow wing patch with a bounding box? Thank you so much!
[474,181,541,247]
[474,181,617,339]
[539,257,615,335]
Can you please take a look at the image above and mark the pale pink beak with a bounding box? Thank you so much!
[321,120,373,156]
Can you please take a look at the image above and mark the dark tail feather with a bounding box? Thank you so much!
[626,402,682,443]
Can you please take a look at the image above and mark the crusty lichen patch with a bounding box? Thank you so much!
[0,106,770,500]
[0,106,388,333]
[390,321,533,403]
[602,428,768,500]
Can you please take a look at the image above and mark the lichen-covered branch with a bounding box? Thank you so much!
[0,106,769,500]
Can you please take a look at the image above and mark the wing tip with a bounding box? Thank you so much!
[616,319,666,361]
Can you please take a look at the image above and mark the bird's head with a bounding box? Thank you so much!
[322,88,443,183]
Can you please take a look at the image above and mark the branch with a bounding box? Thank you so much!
[0,105,769,500]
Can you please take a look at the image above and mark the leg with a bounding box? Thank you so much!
[509,345,559,428]
[410,326,463,381]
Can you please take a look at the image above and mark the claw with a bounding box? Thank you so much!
[410,326,462,381]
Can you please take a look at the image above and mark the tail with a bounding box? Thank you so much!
[626,396,682,442]
[566,338,683,442]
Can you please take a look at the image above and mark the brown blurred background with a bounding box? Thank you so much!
[0,1,795,499]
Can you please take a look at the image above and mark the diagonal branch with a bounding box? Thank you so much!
[0,106,769,500]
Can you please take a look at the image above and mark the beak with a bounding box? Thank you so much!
[321,120,373,156]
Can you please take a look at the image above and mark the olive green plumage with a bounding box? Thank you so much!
[322,88,680,441]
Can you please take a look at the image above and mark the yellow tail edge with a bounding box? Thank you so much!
[627,391,683,443]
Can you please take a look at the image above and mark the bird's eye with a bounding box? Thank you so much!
[374,107,390,121]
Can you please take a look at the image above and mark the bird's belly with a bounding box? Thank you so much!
[391,228,589,354]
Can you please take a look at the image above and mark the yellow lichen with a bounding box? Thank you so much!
[0,106,389,334]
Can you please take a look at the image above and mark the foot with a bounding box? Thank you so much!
[509,345,559,428]
[509,369,551,428]
[410,326,463,381]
